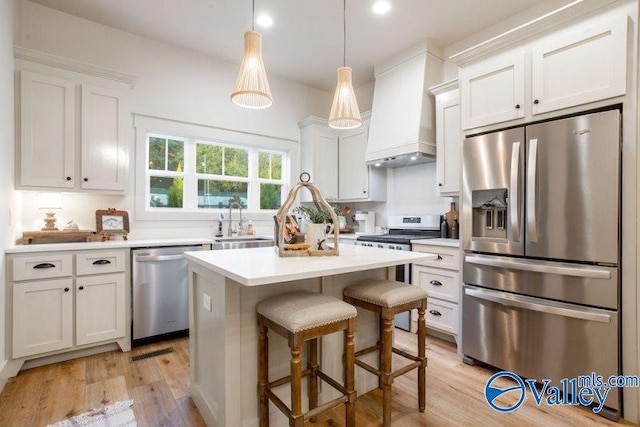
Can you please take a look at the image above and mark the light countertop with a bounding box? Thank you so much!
[5,237,214,254]
[411,238,460,247]
[185,245,436,287]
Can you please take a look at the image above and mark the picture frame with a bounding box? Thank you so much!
[95,208,130,240]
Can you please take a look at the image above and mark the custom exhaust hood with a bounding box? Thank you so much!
[366,42,443,168]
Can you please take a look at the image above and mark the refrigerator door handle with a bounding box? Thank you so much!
[465,254,611,279]
[527,138,538,242]
[464,287,611,323]
[510,142,521,242]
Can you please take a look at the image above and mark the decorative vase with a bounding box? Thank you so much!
[305,222,334,251]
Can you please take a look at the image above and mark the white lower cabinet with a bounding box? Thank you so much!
[13,278,73,358]
[76,273,126,346]
[10,249,129,360]
[412,242,461,342]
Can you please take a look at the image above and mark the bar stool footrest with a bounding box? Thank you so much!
[269,368,313,389]
[355,344,380,358]
[304,395,349,421]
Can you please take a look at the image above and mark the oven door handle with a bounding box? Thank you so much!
[464,287,611,323]
[465,255,611,280]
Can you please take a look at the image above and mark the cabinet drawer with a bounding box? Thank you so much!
[76,251,126,275]
[426,299,459,336]
[413,265,459,303]
[13,254,72,281]
[412,245,460,270]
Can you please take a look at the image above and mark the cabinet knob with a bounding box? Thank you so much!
[363,190,367,194]
[64,287,70,292]
[83,177,89,182]
[515,104,521,109]
[429,310,442,317]
[438,183,443,187]
[533,99,540,105]
[66,176,72,181]
[78,286,84,290]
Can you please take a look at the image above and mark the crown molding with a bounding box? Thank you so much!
[14,46,137,88]
[429,79,459,96]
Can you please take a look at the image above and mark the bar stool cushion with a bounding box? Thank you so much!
[344,280,428,308]
[257,291,357,333]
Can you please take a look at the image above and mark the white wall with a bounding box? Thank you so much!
[0,0,19,383]
[16,0,334,238]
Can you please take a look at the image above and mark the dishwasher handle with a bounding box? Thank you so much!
[135,254,185,262]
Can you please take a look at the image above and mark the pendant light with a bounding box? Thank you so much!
[328,0,362,129]
[231,0,273,109]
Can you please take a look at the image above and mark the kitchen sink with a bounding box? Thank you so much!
[212,237,274,250]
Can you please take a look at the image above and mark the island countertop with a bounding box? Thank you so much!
[184,245,436,287]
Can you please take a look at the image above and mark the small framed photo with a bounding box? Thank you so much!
[95,209,130,240]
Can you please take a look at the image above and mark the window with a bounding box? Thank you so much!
[144,133,288,213]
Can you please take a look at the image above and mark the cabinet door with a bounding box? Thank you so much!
[531,16,627,115]
[338,126,369,200]
[81,84,128,191]
[313,130,339,200]
[76,273,126,346]
[460,52,525,130]
[20,71,75,188]
[436,88,461,196]
[13,278,73,358]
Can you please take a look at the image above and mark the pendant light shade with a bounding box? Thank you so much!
[329,0,362,129]
[328,67,362,129]
[231,31,273,109]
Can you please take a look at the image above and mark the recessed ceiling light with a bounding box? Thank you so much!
[372,1,391,15]
[256,14,273,28]
[374,163,381,167]
[410,156,417,161]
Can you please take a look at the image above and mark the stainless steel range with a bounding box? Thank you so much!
[356,214,441,330]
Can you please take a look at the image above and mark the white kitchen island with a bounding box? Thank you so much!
[184,245,436,427]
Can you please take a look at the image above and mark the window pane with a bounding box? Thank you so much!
[224,147,249,177]
[196,143,223,175]
[150,176,183,208]
[197,179,248,208]
[167,139,184,172]
[148,137,166,170]
[260,184,282,210]
[271,154,282,180]
[258,152,270,179]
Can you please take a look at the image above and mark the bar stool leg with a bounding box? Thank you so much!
[344,317,357,427]
[308,338,319,421]
[417,302,426,412]
[290,334,304,427]
[258,317,269,427]
[381,309,394,427]
[378,313,384,390]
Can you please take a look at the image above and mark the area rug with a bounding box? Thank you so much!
[46,400,136,427]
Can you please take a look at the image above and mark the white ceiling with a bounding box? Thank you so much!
[29,0,541,91]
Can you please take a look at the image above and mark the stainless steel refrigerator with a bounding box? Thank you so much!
[461,109,621,417]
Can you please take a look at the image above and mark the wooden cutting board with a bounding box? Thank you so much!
[444,202,457,235]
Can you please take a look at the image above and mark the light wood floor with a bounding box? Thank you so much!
[0,331,630,426]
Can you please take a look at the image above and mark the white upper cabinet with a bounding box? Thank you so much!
[81,84,128,191]
[459,13,628,131]
[16,57,133,193]
[460,52,525,130]
[19,71,76,188]
[431,80,462,196]
[531,15,627,115]
[299,122,339,201]
[338,126,369,200]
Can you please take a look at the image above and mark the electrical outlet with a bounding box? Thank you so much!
[202,293,212,312]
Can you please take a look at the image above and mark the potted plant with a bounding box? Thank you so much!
[293,205,340,250]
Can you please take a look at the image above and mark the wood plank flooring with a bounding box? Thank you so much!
[0,331,630,426]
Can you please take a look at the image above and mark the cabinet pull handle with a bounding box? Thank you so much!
[533,99,540,105]
[429,310,442,317]
[33,263,55,269]
[78,286,84,290]
[429,280,443,287]
[515,104,521,109]
[92,259,111,265]
[66,176,72,181]
[64,287,70,292]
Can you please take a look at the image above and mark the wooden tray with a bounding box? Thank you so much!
[22,230,95,245]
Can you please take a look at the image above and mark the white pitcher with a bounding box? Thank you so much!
[305,222,333,250]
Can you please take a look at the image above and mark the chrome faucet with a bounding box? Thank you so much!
[228,202,244,236]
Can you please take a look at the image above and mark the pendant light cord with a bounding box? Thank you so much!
[252,0,255,31]
[343,0,346,67]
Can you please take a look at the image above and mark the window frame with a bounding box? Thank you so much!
[134,115,298,221]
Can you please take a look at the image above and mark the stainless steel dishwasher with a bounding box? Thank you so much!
[132,244,209,345]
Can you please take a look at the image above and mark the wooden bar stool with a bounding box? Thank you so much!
[343,280,428,426]
[257,291,357,427]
